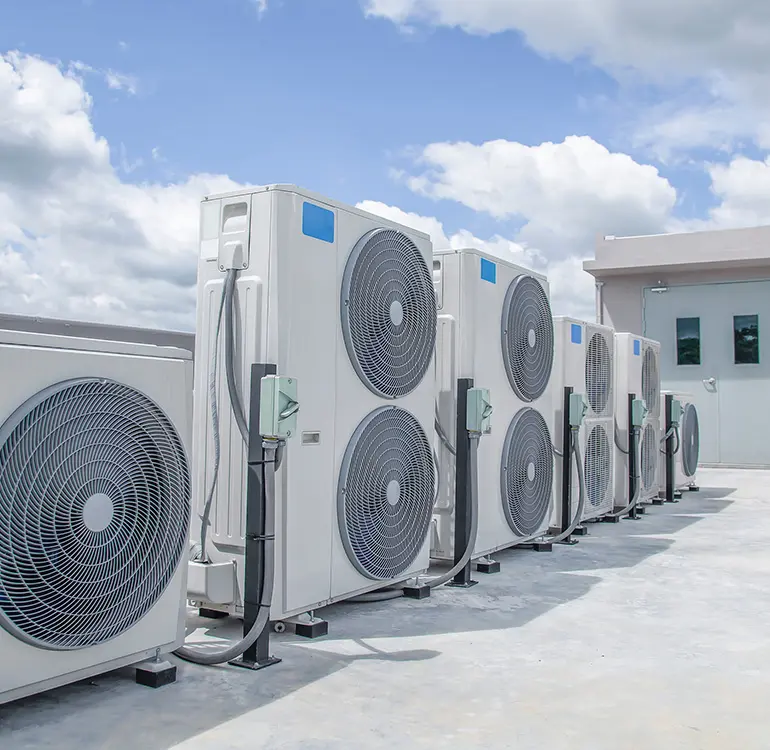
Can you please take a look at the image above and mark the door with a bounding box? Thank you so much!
[644,280,770,467]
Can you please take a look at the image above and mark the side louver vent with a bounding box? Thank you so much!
[0,379,190,651]
[585,422,612,509]
[641,422,658,491]
[586,331,613,417]
[642,346,660,418]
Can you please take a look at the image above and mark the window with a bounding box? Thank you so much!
[734,314,759,364]
[676,317,701,365]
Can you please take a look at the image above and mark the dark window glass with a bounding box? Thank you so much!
[676,317,701,365]
[734,315,759,364]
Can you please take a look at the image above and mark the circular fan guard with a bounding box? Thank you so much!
[337,407,434,580]
[586,332,613,416]
[501,275,554,402]
[341,228,437,399]
[0,379,190,650]
[641,422,657,491]
[500,408,553,537]
[681,404,700,477]
[585,423,612,509]
[642,346,660,417]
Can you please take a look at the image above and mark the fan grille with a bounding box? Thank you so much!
[681,404,700,477]
[501,275,554,402]
[501,408,553,537]
[641,422,658,491]
[586,332,613,416]
[341,228,437,399]
[337,407,434,580]
[585,422,612,510]
[0,379,190,650]
[642,346,660,417]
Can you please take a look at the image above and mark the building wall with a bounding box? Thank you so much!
[597,265,770,336]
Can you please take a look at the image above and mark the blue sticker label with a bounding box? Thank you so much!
[302,202,335,244]
[480,258,497,284]
[633,339,641,356]
[570,323,582,344]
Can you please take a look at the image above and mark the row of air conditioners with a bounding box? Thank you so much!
[0,185,691,705]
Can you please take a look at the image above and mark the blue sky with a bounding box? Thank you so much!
[1,0,769,327]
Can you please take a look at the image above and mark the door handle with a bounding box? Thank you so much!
[703,377,716,387]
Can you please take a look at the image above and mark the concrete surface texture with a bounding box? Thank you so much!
[3,468,769,749]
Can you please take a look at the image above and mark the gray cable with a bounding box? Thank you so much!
[196,281,228,563]
[349,435,481,602]
[608,426,642,518]
[434,403,456,457]
[546,429,585,543]
[614,419,629,455]
[175,441,279,665]
[224,269,249,445]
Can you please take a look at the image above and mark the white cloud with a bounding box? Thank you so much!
[253,0,268,15]
[0,51,244,330]
[699,155,770,229]
[365,0,770,154]
[357,200,595,320]
[403,135,677,258]
[118,41,129,52]
[104,70,138,95]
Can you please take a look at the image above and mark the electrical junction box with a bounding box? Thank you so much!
[259,375,299,439]
[568,392,588,427]
[466,387,492,435]
[631,398,648,428]
[670,398,683,427]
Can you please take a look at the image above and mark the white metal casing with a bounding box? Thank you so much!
[657,391,699,492]
[639,337,662,503]
[432,248,555,560]
[551,318,616,523]
[614,333,661,505]
[192,185,435,619]
[0,330,191,705]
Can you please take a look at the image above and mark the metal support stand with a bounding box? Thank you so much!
[626,392,642,520]
[230,363,283,671]
[559,386,579,545]
[447,378,478,589]
[664,394,679,504]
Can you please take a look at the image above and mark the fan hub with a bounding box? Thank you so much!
[389,299,404,327]
[527,329,536,348]
[526,462,536,482]
[386,479,401,506]
[82,492,114,533]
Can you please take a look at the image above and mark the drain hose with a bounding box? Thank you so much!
[546,428,586,543]
[176,270,278,665]
[349,434,481,602]
[608,426,642,518]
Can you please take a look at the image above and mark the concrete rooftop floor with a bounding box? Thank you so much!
[3,468,769,749]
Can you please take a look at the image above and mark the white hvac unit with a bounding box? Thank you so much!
[432,248,555,561]
[551,318,615,523]
[657,391,700,493]
[613,333,661,506]
[190,185,437,620]
[0,330,192,705]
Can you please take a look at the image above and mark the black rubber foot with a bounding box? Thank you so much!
[651,498,665,506]
[557,538,579,546]
[198,608,228,619]
[295,619,328,639]
[446,578,478,589]
[572,526,588,536]
[135,661,176,689]
[688,485,700,492]
[474,560,501,574]
[403,585,431,599]
[674,490,683,499]
[532,541,553,552]
[602,514,622,523]
[229,656,282,671]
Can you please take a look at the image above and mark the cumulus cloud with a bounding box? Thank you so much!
[365,0,770,154]
[402,135,677,257]
[0,51,243,330]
